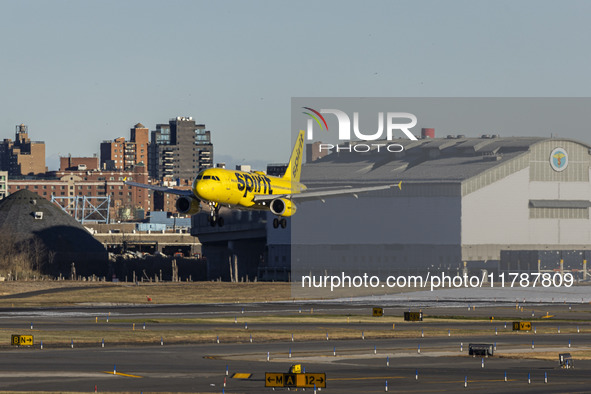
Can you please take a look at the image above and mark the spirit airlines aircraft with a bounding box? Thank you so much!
[125,131,400,228]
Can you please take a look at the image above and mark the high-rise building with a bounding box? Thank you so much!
[100,123,150,171]
[129,123,149,166]
[149,117,213,181]
[0,124,47,176]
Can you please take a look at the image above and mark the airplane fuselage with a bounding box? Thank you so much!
[193,168,306,210]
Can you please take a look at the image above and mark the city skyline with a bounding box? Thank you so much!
[0,118,269,172]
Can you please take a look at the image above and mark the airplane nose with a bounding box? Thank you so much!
[195,181,207,199]
[195,180,214,201]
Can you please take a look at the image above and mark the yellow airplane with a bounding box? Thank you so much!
[126,130,400,228]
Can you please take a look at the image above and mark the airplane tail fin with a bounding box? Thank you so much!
[283,130,305,183]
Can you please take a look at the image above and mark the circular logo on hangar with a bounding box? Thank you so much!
[550,147,568,172]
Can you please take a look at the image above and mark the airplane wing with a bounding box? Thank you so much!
[124,181,195,197]
[253,182,400,203]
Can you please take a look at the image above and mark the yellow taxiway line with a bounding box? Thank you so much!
[102,371,143,378]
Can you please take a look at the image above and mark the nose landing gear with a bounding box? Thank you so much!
[208,203,224,227]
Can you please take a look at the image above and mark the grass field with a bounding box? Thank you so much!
[0,281,292,307]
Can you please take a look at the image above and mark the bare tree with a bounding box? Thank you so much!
[47,250,56,271]
[0,231,48,279]
[30,237,46,272]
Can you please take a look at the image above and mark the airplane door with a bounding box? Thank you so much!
[223,174,231,202]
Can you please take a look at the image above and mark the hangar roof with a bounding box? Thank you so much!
[301,136,585,185]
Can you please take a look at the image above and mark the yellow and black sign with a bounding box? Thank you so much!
[296,373,326,388]
[404,311,423,321]
[265,373,284,387]
[512,321,532,331]
[372,307,384,317]
[265,372,326,388]
[11,335,33,346]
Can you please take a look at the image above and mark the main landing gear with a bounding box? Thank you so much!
[208,202,224,227]
[272,217,287,229]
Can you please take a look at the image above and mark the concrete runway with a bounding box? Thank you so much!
[0,301,589,393]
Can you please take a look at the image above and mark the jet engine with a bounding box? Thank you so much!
[175,196,201,215]
[269,198,296,217]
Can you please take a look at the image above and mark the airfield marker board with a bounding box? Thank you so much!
[512,322,532,331]
[11,335,33,346]
[404,311,423,321]
[265,372,326,388]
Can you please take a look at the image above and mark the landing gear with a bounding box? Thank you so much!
[272,218,287,229]
[208,202,224,227]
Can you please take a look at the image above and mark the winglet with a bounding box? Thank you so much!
[283,130,306,183]
[397,181,402,190]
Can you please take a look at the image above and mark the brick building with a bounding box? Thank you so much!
[100,123,149,171]
[0,124,47,176]
[59,156,100,171]
[7,164,150,220]
[306,141,329,163]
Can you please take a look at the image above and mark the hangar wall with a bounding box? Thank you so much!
[290,194,462,245]
[461,168,530,247]
[286,191,463,278]
[461,140,591,265]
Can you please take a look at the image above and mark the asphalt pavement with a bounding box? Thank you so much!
[0,301,589,393]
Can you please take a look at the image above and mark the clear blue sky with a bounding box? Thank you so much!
[2,1,590,170]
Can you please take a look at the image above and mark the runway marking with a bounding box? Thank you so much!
[328,376,405,381]
[102,371,143,378]
[231,373,252,379]
[434,379,517,383]
[328,376,522,384]
[0,372,106,378]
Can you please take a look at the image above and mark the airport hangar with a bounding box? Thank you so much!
[193,136,591,281]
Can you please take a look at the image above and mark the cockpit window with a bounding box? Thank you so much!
[197,174,220,181]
